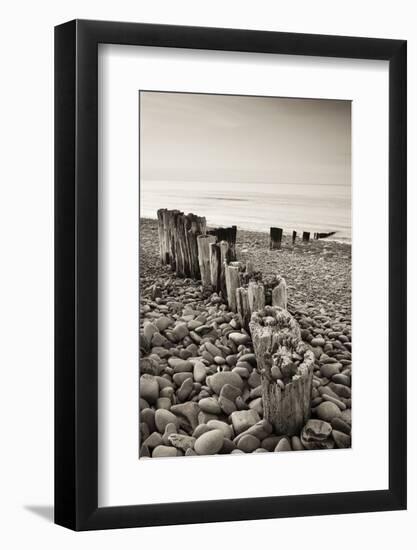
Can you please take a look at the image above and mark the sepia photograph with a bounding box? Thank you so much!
[139,91,352,458]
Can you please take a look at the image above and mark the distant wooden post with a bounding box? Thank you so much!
[247,281,265,315]
[302,231,310,242]
[209,242,221,291]
[272,277,287,310]
[197,234,216,286]
[225,264,240,312]
[270,227,283,250]
[292,231,297,245]
[249,306,314,435]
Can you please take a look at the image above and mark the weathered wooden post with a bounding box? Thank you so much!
[270,227,283,250]
[225,262,241,312]
[157,209,206,279]
[219,240,230,298]
[249,306,314,435]
[188,216,206,279]
[272,277,287,310]
[236,287,251,329]
[197,234,216,287]
[292,230,297,245]
[209,242,221,291]
[157,209,167,263]
[302,231,310,242]
[247,281,265,315]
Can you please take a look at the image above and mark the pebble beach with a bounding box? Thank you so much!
[139,217,352,458]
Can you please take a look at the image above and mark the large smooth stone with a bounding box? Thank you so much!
[320,363,341,379]
[311,337,325,347]
[193,361,207,383]
[237,434,260,453]
[152,445,178,458]
[143,432,163,449]
[143,322,158,345]
[261,435,282,451]
[156,397,171,410]
[173,323,189,341]
[206,420,233,439]
[199,397,221,415]
[332,373,351,386]
[140,374,159,405]
[316,401,342,422]
[177,378,193,402]
[171,402,200,430]
[194,429,224,455]
[220,383,241,401]
[231,409,260,435]
[155,409,179,433]
[332,430,351,448]
[207,371,243,395]
[239,353,257,366]
[330,417,351,435]
[205,342,223,358]
[275,437,292,452]
[291,435,305,451]
[168,357,193,373]
[219,395,236,415]
[155,316,173,331]
[228,332,250,346]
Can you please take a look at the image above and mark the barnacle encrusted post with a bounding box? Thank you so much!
[249,306,314,435]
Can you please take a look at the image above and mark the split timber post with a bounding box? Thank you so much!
[249,306,314,435]
[209,242,221,291]
[236,287,251,329]
[225,262,241,312]
[292,231,297,245]
[197,234,216,287]
[302,231,310,242]
[237,281,265,330]
[272,277,287,310]
[270,227,283,250]
[219,240,230,299]
[247,281,265,315]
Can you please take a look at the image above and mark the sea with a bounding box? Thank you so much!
[140,180,351,242]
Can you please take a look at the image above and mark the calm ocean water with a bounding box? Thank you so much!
[140,180,351,242]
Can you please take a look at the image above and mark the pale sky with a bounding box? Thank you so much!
[140,91,351,186]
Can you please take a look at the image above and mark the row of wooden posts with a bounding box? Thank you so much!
[157,209,237,280]
[269,227,336,249]
[156,208,312,436]
[157,209,287,327]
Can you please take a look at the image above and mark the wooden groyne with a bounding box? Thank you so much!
[155,207,314,438]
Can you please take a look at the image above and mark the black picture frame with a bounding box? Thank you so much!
[55,19,407,531]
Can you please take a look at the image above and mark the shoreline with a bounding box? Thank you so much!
[140,216,351,245]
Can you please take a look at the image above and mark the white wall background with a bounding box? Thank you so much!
[0,1,414,548]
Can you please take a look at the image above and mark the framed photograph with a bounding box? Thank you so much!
[55,20,407,530]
